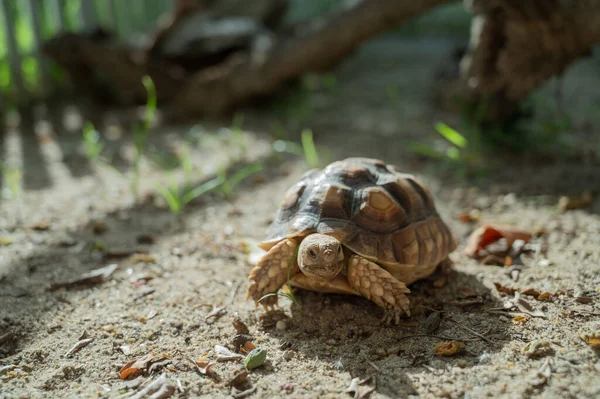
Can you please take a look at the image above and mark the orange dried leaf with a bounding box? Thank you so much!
[512,315,529,323]
[194,357,214,374]
[457,213,473,223]
[521,288,541,297]
[240,341,256,354]
[537,292,551,300]
[435,341,464,356]
[494,282,516,296]
[464,224,532,258]
[119,353,168,380]
[579,328,600,347]
[504,256,513,266]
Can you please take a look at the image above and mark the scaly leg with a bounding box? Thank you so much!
[347,255,411,324]
[247,238,299,309]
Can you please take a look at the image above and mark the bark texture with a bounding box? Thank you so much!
[459,0,600,120]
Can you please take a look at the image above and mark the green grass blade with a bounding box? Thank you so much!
[141,75,157,130]
[273,140,304,157]
[181,176,224,205]
[155,183,181,213]
[435,122,467,148]
[407,142,444,158]
[231,112,244,131]
[301,129,320,168]
[226,163,264,190]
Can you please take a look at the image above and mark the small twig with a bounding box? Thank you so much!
[206,305,226,320]
[64,338,94,357]
[447,318,495,344]
[229,280,243,305]
[366,359,380,372]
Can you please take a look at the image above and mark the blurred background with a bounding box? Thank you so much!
[0,0,599,223]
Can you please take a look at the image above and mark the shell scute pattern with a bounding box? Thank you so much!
[263,158,455,265]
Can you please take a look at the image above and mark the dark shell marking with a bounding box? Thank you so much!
[262,158,455,266]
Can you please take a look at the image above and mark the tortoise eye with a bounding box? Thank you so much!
[308,249,317,258]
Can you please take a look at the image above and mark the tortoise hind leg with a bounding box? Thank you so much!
[247,238,299,310]
[347,255,411,324]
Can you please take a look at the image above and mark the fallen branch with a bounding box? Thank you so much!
[173,0,452,116]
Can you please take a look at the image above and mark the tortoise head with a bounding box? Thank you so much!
[298,234,344,280]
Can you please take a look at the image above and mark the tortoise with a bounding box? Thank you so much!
[247,157,456,324]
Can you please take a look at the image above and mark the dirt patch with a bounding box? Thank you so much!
[1,37,600,398]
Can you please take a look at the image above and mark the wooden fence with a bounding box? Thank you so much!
[0,0,172,104]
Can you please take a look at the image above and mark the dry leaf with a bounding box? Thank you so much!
[512,316,529,323]
[31,221,50,231]
[64,338,94,357]
[119,353,170,380]
[538,292,552,300]
[194,357,214,374]
[511,293,546,318]
[578,328,600,348]
[424,312,441,334]
[435,341,464,356]
[240,341,256,354]
[232,315,250,334]
[521,288,541,297]
[50,264,118,290]
[215,345,243,361]
[457,209,480,223]
[206,306,226,320]
[464,224,532,258]
[494,282,516,296]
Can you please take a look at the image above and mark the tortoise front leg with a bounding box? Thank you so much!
[347,255,411,324]
[247,238,299,310]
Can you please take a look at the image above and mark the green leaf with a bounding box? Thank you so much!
[407,142,444,158]
[301,129,320,168]
[244,348,267,370]
[446,147,461,160]
[226,163,263,190]
[435,122,468,148]
[181,176,224,205]
[155,183,181,214]
[141,75,157,130]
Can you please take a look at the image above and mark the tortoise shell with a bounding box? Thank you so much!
[261,158,455,277]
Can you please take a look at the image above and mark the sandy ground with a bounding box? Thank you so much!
[1,37,600,399]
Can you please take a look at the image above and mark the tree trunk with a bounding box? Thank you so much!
[459,0,600,121]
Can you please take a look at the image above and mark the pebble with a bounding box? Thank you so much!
[498,316,509,322]
[276,320,287,331]
[283,351,294,361]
